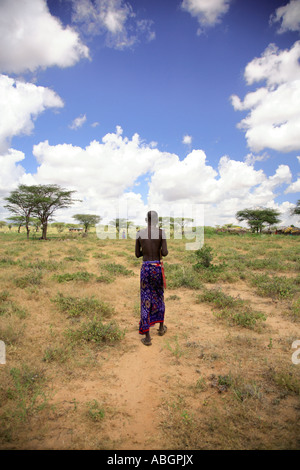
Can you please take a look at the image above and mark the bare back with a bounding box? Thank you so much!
[135,226,168,261]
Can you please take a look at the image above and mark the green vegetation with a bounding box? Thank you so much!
[52,271,94,283]
[250,274,297,299]
[86,399,105,422]
[0,226,299,450]
[165,263,203,289]
[52,293,114,318]
[14,270,43,289]
[4,365,49,421]
[197,288,266,329]
[65,316,124,345]
[101,262,134,277]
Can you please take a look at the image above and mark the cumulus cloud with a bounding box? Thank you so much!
[231,41,300,152]
[0,127,296,226]
[27,127,174,221]
[285,156,300,193]
[0,0,89,74]
[182,135,192,145]
[181,0,232,33]
[69,114,87,130]
[0,149,26,198]
[0,74,64,153]
[71,0,155,49]
[270,0,300,34]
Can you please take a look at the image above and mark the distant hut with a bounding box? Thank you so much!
[284,226,300,235]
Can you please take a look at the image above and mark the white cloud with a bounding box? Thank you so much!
[0,149,26,198]
[29,127,173,201]
[270,0,300,34]
[148,150,267,208]
[231,41,300,152]
[244,42,300,86]
[244,152,270,165]
[69,114,87,130]
[0,74,64,153]
[0,127,297,227]
[182,135,192,145]
[0,0,89,74]
[71,0,155,49]
[181,0,231,33]
[285,156,300,193]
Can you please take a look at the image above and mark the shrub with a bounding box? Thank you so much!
[250,274,296,299]
[52,293,114,318]
[86,399,105,422]
[52,271,93,283]
[101,263,134,277]
[65,316,124,344]
[165,263,202,289]
[197,288,266,329]
[14,270,42,288]
[194,245,213,268]
[6,365,48,421]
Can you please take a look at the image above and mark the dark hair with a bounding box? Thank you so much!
[147,210,158,225]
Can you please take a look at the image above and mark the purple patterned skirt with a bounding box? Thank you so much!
[139,261,165,335]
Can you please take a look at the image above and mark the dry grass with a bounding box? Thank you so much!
[0,227,299,449]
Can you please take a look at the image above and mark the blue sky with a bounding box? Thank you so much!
[0,0,300,227]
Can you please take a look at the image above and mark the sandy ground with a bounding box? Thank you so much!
[0,234,299,450]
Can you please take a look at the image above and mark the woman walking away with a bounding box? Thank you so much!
[135,211,168,346]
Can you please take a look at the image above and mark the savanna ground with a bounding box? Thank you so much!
[0,226,299,450]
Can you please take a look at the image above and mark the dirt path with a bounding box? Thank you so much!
[103,332,168,449]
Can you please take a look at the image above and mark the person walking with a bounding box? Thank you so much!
[135,211,168,346]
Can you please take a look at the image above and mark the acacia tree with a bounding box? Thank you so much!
[236,208,281,233]
[5,184,78,240]
[72,214,101,233]
[174,217,194,236]
[32,185,78,239]
[109,218,128,234]
[4,185,38,239]
[7,216,25,233]
[291,200,300,217]
[52,222,65,233]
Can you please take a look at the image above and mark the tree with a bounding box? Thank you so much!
[7,215,26,233]
[5,184,78,240]
[30,218,42,232]
[291,200,300,217]
[52,222,65,233]
[4,185,39,239]
[32,185,78,239]
[174,217,194,236]
[236,208,281,233]
[72,214,101,233]
[109,218,127,234]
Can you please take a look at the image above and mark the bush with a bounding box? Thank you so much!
[251,274,296,299]
[52,293,114,318]
[86,399,105,422]
[165,263,202,289]
[14,270,43,288]
[197,288,266,329]
[194,245,213,268]
[65,316,124,344]
[101,263,134,277]
[52,271,93,283]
